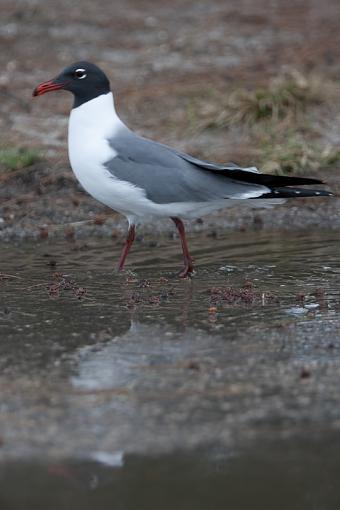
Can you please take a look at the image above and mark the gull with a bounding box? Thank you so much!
[33,62,332,277]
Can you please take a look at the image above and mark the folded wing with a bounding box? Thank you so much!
[105,131,332,203]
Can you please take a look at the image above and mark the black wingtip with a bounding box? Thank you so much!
[212,169,328,188]
[259,187,334,199]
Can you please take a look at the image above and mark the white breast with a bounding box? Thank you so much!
[68,93,148,219]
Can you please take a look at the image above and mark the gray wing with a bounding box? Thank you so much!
[173,152,259,174]
[105,130,267,204]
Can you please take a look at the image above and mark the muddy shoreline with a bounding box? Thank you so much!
[1,195,338,242]
[1,0,340,244]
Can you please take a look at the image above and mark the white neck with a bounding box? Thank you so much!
[69,92,126,140]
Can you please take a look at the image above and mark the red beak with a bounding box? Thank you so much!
[32,79,66,97]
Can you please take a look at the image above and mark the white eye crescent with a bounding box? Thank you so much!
[75,68,87,79]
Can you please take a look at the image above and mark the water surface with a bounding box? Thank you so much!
[1,229,340,507]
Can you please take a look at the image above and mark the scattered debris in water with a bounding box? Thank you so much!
[47,274,87,300]
[300,368,311,379]
[125,287,175,308]
[183,360,201,371]
[295,292,305,302]
[120,276,177,308]
[208,281,277,306]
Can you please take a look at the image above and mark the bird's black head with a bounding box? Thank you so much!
[33,61,111,108]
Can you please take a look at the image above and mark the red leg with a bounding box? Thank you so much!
[117,224,136,272]
[171,217,194,278]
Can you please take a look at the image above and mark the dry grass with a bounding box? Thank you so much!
[223,72,325,125]
[197,71,335,129]
[258,139,340,175]
[187,71,340,176]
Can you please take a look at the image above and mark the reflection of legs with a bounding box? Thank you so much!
[117,224,136,272]
[171,217,194,278]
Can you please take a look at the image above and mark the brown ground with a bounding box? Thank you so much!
[1,0,340,240]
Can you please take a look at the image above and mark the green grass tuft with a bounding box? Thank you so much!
[0,147,40,171]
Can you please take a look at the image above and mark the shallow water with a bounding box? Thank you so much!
[1,229,340,507]
[2,435,340,510]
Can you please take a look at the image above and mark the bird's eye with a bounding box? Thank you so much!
[74,68,87,79]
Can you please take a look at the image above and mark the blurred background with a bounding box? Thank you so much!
[1,0,340,235]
